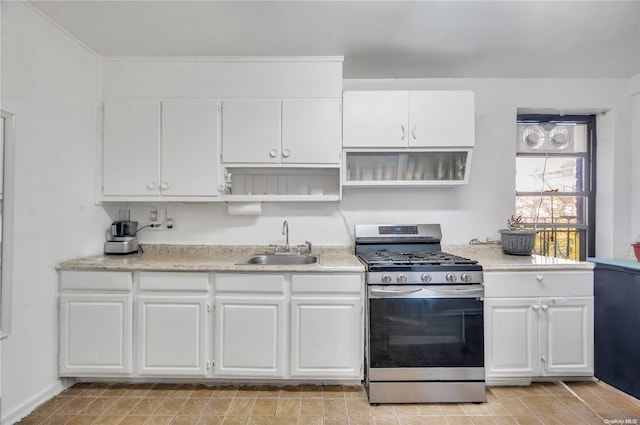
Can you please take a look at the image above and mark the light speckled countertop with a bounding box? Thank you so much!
[57,243,593,273]
[56,245,365,273]
[444,244,594,271]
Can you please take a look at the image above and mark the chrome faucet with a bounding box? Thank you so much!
[282,220,290,253]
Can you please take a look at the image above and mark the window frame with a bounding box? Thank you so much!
[516,114,597,260]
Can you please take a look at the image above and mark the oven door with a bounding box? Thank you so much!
[367,284,484,381]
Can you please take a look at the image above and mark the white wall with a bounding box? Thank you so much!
[105,76,633,259]
[0,2,109,423]
[629,73,640,257]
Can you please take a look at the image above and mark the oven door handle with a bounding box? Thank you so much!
[369,285,484,299]
[423,287,484,298]
[370,288,424,296]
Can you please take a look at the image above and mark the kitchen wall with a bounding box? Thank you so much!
[106,75,632,260]
[630,73,640,253]
[1,2,637,423]
[0,2,109,423]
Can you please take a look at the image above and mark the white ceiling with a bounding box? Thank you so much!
[28,0,640,79]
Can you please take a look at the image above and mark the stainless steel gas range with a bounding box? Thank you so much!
[355,224,486,404]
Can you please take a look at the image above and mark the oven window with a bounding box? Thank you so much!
[369,297,484,368]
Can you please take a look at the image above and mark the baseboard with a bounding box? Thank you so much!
[1,379,74,425]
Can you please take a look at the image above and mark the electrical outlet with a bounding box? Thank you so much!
[149,207,163,230]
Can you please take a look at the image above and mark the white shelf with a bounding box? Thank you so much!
[223,195,340,202]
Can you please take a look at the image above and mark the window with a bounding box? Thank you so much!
[515,115,596,261]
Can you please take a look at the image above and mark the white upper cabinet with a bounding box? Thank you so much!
[221,100,282,164]
[161,99,220,197]
[408,91,474,147]
[103,98,220,200]
[222,99,342,165]
[343,91,408,148]
[281,99,341,164]
[343,90,474,148]
[104,99,160,197]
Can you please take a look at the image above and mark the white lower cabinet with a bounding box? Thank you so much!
[59,270,364,382]
[136,295,209,376]
[290,274,363,379]
[484,271,594,384]
[214,274,287,377]
[60,294,133,376]
[59,271,134,376]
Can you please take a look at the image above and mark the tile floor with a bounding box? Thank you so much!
[16,381,640,425]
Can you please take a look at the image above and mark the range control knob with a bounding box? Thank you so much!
[381,274,392,284]
[460,273,473,283]
[397,274,408,283]
[446,273,457,283]
[421,273,432,283]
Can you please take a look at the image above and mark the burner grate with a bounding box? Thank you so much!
[359,251,478,266]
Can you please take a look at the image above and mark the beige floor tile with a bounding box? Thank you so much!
[324,416,349,425]
[197,417,225,425]
[228,398,256,416]
[81,398,120,416]
[179,398,209,416]
[153,398,185,415]
[143,416,173,425]
[349,415,376,425]
[438,404,466,416]
[498,398,532,416]
[444,416,473,425]
[204,399,233,415]
[393,404,420,416]
[246,416,273,425]
[490,417,518,425]
[323,386,346,399]
[118,416,150,425]
[66,415,99,425]
[276,399,301,416]
[297,416,323,425]
[129,399,163,415]
[422,417,448,425]
[252,399,278,416]
[300,385,324,399]
[271,417,298,425]
[171,415,201,425]
[510,415,543,425]
[469,417,496,425]
[397,416,425,425]
[91,415,125,425]
[299,399,323,415]
[535,413,588,425]
[370,405,396,416]
[221,416,250,425]
[324,399,348,416]
[373,416,401,425]
[416,405,443,416]
[347,398,372,415]
[104,398,141,415]
[279,387,303,399]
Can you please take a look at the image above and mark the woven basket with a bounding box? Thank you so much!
[499,229,537,255]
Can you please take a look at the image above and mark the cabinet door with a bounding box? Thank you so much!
[290,297,362,378]
[540,297,594,375]
[484,298,539,378]
[103,99,160,196]
[59,294,132,376]
[161,99,220,197]
[282,99,341,164]
[408,91,474,147]
[214,297,286,377]
[221,100,281,163]
[342,91,408,148]
[136,295,209,376]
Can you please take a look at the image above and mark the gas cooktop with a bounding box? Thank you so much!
[358,251,479,266]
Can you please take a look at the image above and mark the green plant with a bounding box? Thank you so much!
[506,215,525,231]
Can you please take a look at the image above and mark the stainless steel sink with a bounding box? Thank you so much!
[237,254,319,265]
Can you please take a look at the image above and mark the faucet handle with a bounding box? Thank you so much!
[269,244,279,254]
[304,241,312,255]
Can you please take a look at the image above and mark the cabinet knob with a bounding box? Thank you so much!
[160,181,170,190]
[532,304,540,311]
[282,148,291,158]
[541,356,546,363]
[147,182,157,190]
[535,275,544,282]
[269,149,278,158]
[412,126,417,140]
[400,125,406,140]
[541,304,549,311]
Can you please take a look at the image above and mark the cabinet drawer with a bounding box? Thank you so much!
[138,272,209,291]
[60,271,132,291]
[215,274,285,293]
[484,271,593,298]
[291,274,363,294]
